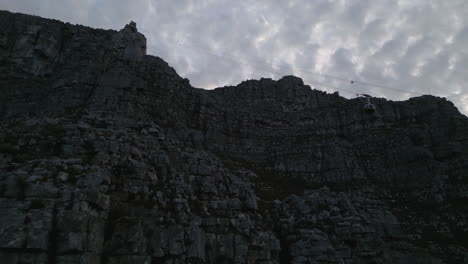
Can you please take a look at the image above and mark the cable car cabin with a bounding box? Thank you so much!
[362,96,376,114]
[363,102,376,114]
[356,94,377,114]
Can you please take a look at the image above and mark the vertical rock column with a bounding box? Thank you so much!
[112,21,147,61]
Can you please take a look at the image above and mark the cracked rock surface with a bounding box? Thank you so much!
[1,10,468,264]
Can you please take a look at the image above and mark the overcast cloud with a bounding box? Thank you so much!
[1,0,467,115]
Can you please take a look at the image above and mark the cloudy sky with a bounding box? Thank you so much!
[1,0,468,115]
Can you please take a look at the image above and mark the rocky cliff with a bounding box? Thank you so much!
[1,10,468,264]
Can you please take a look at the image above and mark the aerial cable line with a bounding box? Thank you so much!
[175,41,359,96]
[174,41,467,105]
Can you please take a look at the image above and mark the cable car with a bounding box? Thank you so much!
[357,94,376,114]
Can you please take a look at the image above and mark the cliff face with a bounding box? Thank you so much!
[1,10,468,264]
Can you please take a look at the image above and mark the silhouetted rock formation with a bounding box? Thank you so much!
[1,10,468,264]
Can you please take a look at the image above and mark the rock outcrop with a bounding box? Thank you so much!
[1,10,468,264]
